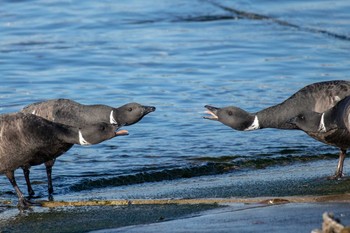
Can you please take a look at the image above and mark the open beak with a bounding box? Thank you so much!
[115,129,129,136]
[203,105,219,120]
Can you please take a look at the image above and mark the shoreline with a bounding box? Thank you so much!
[28,192,350,207]
[2,161,350,232]
[1,195,350,232]
[1,192,350,209]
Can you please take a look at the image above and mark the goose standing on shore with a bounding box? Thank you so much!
[204,80,350,179]
[0,112,125,208]
[21,99,156,196]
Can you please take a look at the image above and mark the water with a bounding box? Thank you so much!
[0,0,350,202]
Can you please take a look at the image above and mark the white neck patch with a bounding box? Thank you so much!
[79,130,91,145]
[334,95,341,102]
[110,110,118,125]
[318,113,326,132]
[244,115,260,131]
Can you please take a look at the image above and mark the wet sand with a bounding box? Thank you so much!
[1,196,350,233]
[0,203,218,233]
[1,160,350,232]
[90,201,350,233]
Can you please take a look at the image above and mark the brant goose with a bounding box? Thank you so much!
[21,99,155,196]
[204,80,350,179]
[204,80,350,130]
[289,96,350,179]
[22,99,156,128]
[0,112,125,208]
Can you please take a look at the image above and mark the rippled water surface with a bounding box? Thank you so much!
[0,0,350,201]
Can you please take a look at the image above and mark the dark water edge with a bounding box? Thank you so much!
[68,152,339,193]
[0,204,219,233]
[0,152,342,199]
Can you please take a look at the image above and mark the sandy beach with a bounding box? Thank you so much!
[1,161,350,232]
[1,196,350,233]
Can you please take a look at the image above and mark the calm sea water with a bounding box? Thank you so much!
[0,0,350,202]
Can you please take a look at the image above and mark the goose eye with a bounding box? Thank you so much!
[228,111,233,116]
[128,108,133,112]
[100,125,106,131]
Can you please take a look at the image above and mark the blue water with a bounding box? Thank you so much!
[0,0,350,201]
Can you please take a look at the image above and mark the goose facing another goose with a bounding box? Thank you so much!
[22,99,156,128]
[0,112,125,208]
[204,80,350,131]
[21,99,156,197]
[204,80,350,179]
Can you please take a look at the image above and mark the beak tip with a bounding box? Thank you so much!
[115,129,129,136]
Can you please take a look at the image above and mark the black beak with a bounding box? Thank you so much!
[143,106,156,115]
[205,105,219,112]
[204,105,220,120]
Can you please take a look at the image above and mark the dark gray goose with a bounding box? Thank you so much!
[0,112,124,208]
[22,99,156,128]
[21,99,156,196]
[204,80,350,178]
[289,96,350,179]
